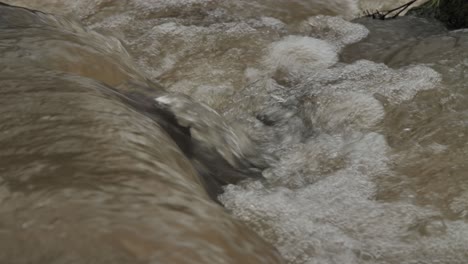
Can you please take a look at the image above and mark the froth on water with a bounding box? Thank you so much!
[2,0,468,264]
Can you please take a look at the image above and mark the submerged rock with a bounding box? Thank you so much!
[409,0,468,29]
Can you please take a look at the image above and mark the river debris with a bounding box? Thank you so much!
[363,0,417,20]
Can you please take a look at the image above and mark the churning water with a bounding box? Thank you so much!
[3,0,468,263]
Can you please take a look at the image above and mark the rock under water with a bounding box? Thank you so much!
[409,0,468,29]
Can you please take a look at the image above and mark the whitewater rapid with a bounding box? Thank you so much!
[3,0,468,263]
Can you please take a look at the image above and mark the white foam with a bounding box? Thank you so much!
[263,36,338,79]
[312,91,384,133]
[301,60,441,104]
[259,17,287,30]
[300,16,369,50]
[220,130,468,263]
[450,191,468,218]
[219,22,451,264]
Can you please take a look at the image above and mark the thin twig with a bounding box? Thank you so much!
[363,0,418,20]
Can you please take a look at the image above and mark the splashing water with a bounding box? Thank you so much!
[3,0,468,263]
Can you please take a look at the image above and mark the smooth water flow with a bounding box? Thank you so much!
[2,0,468,263]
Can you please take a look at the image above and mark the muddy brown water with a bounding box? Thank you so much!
[1,0,468,263]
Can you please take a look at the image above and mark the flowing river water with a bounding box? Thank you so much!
[2,0,468,263]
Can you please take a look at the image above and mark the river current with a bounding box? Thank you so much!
[2,0,468,263]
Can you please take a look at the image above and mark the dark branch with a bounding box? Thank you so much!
[363,0,418,20]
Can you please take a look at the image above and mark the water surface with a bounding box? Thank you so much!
[3,0,468,263]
